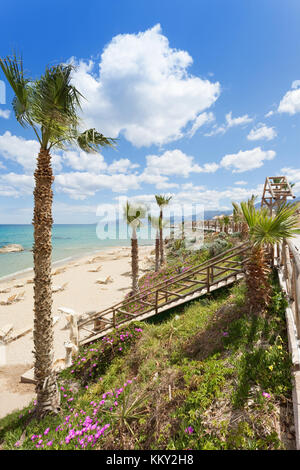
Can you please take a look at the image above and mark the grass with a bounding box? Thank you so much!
[0,233,295,450]
[0,274,294,450]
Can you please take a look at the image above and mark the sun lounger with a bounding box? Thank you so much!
[0,294,17,305]
[52,282,68,293]
[88,265,102,272]
[95,276,113,285]
[0,288,10,294]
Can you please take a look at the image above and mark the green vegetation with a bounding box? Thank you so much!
[0,271,294,450]
[240,200,300,312]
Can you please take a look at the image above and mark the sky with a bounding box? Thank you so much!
[0,0,300,223]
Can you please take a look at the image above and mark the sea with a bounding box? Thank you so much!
[0,223,156,280]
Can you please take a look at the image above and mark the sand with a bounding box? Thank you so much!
[0,244,154,419]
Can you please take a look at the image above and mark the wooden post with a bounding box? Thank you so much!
[270,244,274,268]
[155,290,158,315]
[291,261,298,326]
[291,258,300,338]
[113,309,116,328]
[285,244,293,294]
[207,267,210,293]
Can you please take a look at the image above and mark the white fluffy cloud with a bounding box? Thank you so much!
[188,112,215,137]
[54,172,140,199]
[71,24,220,147]
[0,173,34,197]
[144,149,219,178]
[247,123,277,141]
[280,167,300,195]
[265,110,274,118]
[63,150,107,172]
[0,131,62,172]
[130,183,263,212]
[278,81,300,114]
[108,159,139,173]
[225,111,253,128]
[205,111,253,136]
[0,109,10,119]
[220,147,276,173]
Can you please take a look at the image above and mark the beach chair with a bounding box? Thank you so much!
[52,282,68,293]
[0,294,17,305]
[88,265,102,273]
[0,288,10,294]
[52,267,66,276]
[95,276,113,284]
[15,291,25,302]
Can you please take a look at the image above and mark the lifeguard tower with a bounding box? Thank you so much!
[261,176,295,214]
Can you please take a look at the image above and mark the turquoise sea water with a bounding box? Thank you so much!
[0,224,155,280]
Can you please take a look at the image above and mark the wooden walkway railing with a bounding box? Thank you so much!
[275,240,300,351]
[204,219,238,234]
[78,241,250,345]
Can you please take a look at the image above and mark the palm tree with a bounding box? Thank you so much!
[148,215,168,272]
[148,215,160,272]
[240,201,300,313]
[232,195,256,239]
[222,215,230,234]
[0,55,115,418]
[155,195,172,266]
[124,202,147,294]
[232,205,243,233]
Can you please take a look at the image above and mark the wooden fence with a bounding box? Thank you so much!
[78,241,250,345]
[276,240,300,351]
[204,219,241,234]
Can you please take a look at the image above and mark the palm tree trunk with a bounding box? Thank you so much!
[245,244,271,313]
[131,227,139,293]
[241,222,249,240]
[159,209,164,266]
[33,149,60,418]
[155,231,160,272]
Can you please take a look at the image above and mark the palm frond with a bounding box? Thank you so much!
[30,64,83,147]
[2,53,116,155]
[124,202,147,229]
[155,194,172,208]
[241,201,300,246]
[148,214,168,230]
[0,53,31,128]
[77,129,116,153]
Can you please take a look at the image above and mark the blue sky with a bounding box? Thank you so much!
[1,0,300,223]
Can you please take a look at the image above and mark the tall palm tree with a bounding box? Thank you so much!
[0,55,115,418]
[240,201,300,313]
[155,195,172,266]
[124,202,147,294]
[148,215,160,272]
[148,215,168,272]
[222,215,230,234]
[232,195,256,239]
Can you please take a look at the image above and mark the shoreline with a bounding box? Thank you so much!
[0,241,153,284]
[0,242,154,419]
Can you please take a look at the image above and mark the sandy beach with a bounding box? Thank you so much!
[0,244,154,418]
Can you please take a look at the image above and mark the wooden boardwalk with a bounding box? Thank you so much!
[79,241,249,345]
